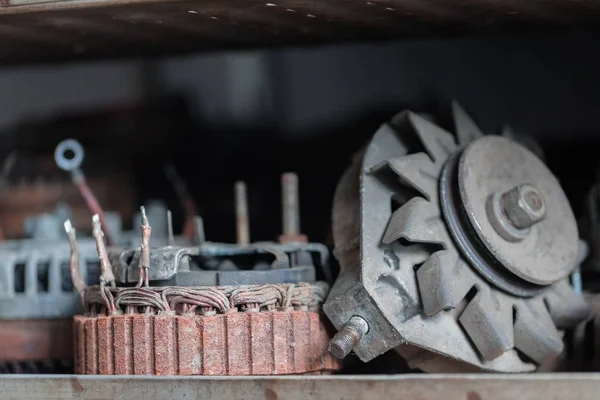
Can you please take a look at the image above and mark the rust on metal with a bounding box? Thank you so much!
[137,206,151,288]
[91,214,116,287]
[0,319,73,361]
[64,219,87,296]
[76,282,334,375]
[278,234,308,244]
[279,173,308,244]
[3,374,600,399]
[74,311,340,375]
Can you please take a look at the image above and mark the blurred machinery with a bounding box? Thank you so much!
[0,208,98,372]
[69,174,339,375]
[324,103,589,372]
[0,138,182,373]
[0,202,181,372]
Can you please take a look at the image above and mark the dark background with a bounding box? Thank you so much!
[2,30,600,243]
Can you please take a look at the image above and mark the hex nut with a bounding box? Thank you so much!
[501,184,546,230]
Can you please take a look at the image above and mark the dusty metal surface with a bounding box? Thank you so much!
[0,238,100,319]
[324,103,589,372]
[1,0,600,62]
[81,282,328,315]
[65,178,336,376]
[2,374,600,399]
[108,174,332,286]
[0,319,73,361]
[76,277,335,375]
[74,311,340,375]
[457,136,577,285]
[108,241,328,286]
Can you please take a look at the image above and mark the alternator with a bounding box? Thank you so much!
[324,103,589,372]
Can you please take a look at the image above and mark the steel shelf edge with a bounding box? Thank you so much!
[1,373,600,399]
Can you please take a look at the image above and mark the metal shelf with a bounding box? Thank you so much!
[1,0,600,63]
[1,373,599,399]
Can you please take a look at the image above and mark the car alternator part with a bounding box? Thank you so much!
[0,207,99,372]
[324,103,589,372]
[107,175,331,287]
[70,175,339,376]
[0,208,101,320]
[0,201,183,374]
[74,282,337,375]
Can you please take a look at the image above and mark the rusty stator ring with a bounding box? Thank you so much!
[324,103,589,372]
[67,208,340,376]
[74,283,338,375]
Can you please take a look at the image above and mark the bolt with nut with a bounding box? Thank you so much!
[328,316,369,359]
[487,183,547,242]
[501,184,546,229]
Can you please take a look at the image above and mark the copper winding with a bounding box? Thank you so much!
[82,283,328,316]
[92,214,116,287]
[64,220,87,296]
[137,206,152,288]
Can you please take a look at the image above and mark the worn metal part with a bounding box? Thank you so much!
[279,173,307,244]
[486,191,531,243]
[0,238,100,319]
[328,315,369,359]
[92,214,116,287]
[109,241,328,286]
[499,184,546,230]
[3,374,600,399]
[282,173,300,237]
[24,203,71,241]
[74,311,339,375]
[324,102,589,372]
[109,175,331,285]
[456,136,577,286]
[439,149,542,297]
[96,277,330,314]
[137,206,151,287]
[75,282,337,375]
[10,374,600,398]
[54,139,84,172]
[55,138,115,245]
[64,220,87,296]
[279,172,308,243]
[235,181,250,247]
[71,199,337,376]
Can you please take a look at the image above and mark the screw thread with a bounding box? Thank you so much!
[328,316,369,359]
